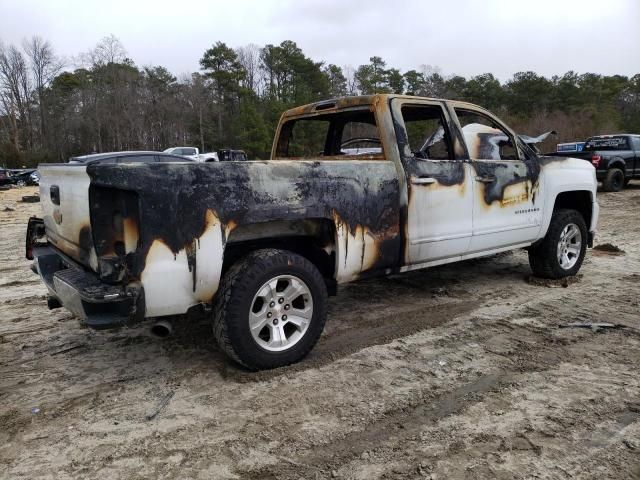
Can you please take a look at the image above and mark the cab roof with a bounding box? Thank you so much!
[281,94,484,119]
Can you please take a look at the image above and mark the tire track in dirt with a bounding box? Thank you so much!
[237,292,640,479]
[221,299,480,383]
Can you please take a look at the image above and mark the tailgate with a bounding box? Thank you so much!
[39,164,97,270]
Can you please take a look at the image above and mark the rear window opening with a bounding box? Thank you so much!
[275,109,384,160]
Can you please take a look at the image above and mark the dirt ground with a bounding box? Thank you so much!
[1,185,639,480]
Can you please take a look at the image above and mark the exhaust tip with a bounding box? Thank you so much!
[150,320,173,338]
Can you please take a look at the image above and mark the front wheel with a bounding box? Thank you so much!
[212,249,328,370]
[528,209,587,279]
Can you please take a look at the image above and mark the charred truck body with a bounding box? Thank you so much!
[26,95,599,370]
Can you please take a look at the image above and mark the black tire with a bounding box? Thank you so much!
[213,249,328,370]
[528,209,587,279]
[602,168,625,192]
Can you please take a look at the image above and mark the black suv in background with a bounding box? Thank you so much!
[555,134,640,191]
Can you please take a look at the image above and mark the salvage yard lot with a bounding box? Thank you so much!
[1,185,639,479]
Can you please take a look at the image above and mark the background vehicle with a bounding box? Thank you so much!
[554,134,640,191]
[162,146,200,161]
[0,167,11,186]
[217,149,247,161]
[26,95,598,370]
[68,151,193,164]
[0,168,40,186]
[200,152,219,162]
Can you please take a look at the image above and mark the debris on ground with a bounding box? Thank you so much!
[50,344,86,356]
[526,275,580,288]
[593,243,625,254]
[431,287,450,298]
[3,206,14,211]
[559,322,624,332]
[20,195,40,203]
[145,391,175,420]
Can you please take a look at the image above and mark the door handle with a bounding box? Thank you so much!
[411,177,437,185]
[50,185,60,205]
[475,175,496,183]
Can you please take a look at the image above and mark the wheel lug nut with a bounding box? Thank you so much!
[267,312,272,318]
[284,304,290,310]
[272,318,278,325]
[278,298,284,304]
[282,315,287,321]
[269,302,275,307]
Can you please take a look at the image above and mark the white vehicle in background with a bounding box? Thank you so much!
[200,151,219,162]
[163,147,200,161]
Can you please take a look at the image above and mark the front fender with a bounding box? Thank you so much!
[537,158,598,239]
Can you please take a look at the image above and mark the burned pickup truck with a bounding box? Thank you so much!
[26,95,599,370]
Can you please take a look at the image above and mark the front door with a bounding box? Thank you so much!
[392,100,474,265]
[452,107,544,253]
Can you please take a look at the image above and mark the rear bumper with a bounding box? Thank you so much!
[30,244,144,330]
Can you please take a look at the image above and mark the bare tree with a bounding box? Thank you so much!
[80,34,127,67]
[236,43,262,94]
[23,36,63,147]
[342,65,358,96]
[0,42,32,151]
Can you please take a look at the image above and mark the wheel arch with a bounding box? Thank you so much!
[607,157,626,172]
[553,190,593,232]
[223,218,338,295]
[537,189,595,247]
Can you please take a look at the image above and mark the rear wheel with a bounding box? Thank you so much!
[602,168,624,192]
[213,249,328,370]
[528,209,587,279]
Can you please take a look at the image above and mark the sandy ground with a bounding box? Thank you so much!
[0,185,639,480]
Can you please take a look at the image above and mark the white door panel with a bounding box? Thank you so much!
[406,163,474,263]
[469,162,544,252]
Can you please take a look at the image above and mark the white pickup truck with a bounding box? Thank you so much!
[162,146,200,161]
[26,95,599,370]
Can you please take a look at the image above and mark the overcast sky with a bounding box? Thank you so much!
[1,0,639,81]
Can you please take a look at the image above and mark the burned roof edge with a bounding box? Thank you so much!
[281,94,488,119]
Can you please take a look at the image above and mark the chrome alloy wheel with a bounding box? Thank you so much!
[557,223,582,270]
[249,275,313,352]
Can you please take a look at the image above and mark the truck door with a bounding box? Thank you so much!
[391,99,474,265]
[451,107,544,253]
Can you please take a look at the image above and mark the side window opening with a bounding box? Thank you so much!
[455,109,518,161]
[275,109,384,159]
[401,105,452,160]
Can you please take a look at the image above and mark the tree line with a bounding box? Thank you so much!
[1,34,639,167]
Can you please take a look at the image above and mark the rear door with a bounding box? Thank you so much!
[451,107,544,253]
[391,99,474,264]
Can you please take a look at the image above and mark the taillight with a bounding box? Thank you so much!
[591,155,601,167]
